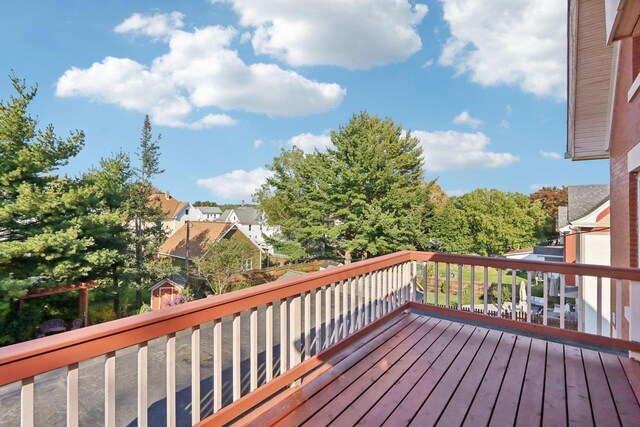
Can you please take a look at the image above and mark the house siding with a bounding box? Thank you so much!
[609,37,640,338]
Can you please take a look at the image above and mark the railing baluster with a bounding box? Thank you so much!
[483,267,489,315]
[350,277,356,334]
[315,288,322,354]
[213,319,222,412]
[191,326,201,424]
[511,269,516,320]
[304,291,311,359]
[105,351,116,427]
[423,262,429,306]
[364,272,370,326]
[497,270,502,318]
[411,261,417,303]
[616,279,623,339]
[526,271,531,322]
[326,284,333,347]
[289,294,302,369]
[21,377,34,427]
[457,264,462,310]
[137,343,148,427]
[434,262,439,307]
[577,275,584,332]
[265,303,274,381]
[250,308,258,390]
[597,276,603,336]
[470,265,475,312]
[334,282,341,343]
[342,280,349,337]
[279,299,288,374]
[543,272,549,326]
[401,263,407,304]
[445,263,451,308]
[67,363,79,427]
[560,275,566,330]
[375,270,381,318]
[232,313,241,401]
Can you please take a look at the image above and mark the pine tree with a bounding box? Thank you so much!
[256,112,432,262]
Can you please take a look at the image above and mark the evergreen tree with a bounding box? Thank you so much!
[128,115,173,309]
[256,112,432,262]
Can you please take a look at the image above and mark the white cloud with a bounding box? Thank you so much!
[56,14,346,127]
[287,132,333,153]
[196,167,274,201]
[452,110,483,129]
[506,104,513,115]
[498,120,510,129]
[421,59,434,69]
[439,0,566,99]
[114,11,184,40]
[540,150,562,160]
[254,139,264,149]
[413,130,519,172]
[222,0,428,69]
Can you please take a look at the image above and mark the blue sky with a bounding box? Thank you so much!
[0,0,608,203]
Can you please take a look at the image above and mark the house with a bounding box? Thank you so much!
[149,276,186,311]
[217,205,277,252]
[558,184,611,334]
[158,221,262,271]
[567,0,640,339]
[148,191,202,236]
[193,206,222,221]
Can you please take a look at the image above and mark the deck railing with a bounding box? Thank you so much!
[0,251,639,426]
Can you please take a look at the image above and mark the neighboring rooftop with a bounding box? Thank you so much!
[196,206,222,215]
[149,191,189,219]
[219,206,262,224]
[158,221,233,259]
[567,184,609,221]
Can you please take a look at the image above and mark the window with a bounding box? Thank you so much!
[243,258,253,271]
[249,224,252,231]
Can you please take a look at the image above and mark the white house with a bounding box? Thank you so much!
[217,205,277,252]
[149,192,203,236]
[193,206,222,221]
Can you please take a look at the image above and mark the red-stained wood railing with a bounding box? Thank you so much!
[1,250,640,426]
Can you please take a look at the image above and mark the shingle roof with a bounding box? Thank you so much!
[149,192,189,219]
[567,184,609,222]
[218,206,262,224]
[197,206,222,214]
[158,221,234,259]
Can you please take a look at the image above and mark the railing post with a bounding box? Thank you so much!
[470,266,475,312]
[364,273,371,325]
[525,271,531,322]
[560,275,566,330]
[304,291,311,359]
[21,377,34,427]
[232,313,241,401]
[250,308,258,390]
[191,326,201,424]
[445,263,451,308]
[265,303,274,381]
[213,319,222,412]
[497,269,502,318]
[279,299,289,375]
[105,351,116,427]
[315,288,322,354]
[483,267,489,315]
[597,276,603,336]
[434,262,439,307]
[543,272,549,326]
[457,264,462,310]
[411,261,417,303]
[137,343,148,426]
[615,280,623,339]
[67,363,79,427]
[577,276,584,333]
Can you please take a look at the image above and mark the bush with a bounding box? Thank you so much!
[0,305,42,346]
[92,306,117,324]
[490,283,512,303]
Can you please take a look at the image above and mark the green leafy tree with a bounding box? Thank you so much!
[194,239,255,294]
[430,188,548,256]
[256,112,432,262]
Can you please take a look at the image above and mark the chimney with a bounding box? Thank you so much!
[165,191,170,200]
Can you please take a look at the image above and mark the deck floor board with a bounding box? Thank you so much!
[233,311,640,427]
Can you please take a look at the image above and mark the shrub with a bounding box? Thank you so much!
[92,306,117,324]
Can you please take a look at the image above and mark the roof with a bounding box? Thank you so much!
[567,184,609,222]
[196,206,222,214]
[158,221,234,259]
[504,248,533,256]
[567,0,615,160]
[149,192,189,219]
[150,275,186,292]
[219,206,262,224]
[532,246,564,257]
[275,270,307,281]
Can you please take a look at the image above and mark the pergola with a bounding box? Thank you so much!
[18,281,96,327]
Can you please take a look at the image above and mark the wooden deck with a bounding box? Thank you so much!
[235,311,640,427]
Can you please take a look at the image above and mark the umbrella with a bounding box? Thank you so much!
[519,280,527,303]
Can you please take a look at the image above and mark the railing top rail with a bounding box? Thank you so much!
[412,251,640,281]
[0,251,412,385]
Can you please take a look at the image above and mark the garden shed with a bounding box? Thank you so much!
[150,276,186,310]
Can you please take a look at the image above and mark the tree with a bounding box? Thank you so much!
[128,115,171,309]
[529,186,567,217]
[194,239,254,295]
[256,112,432,262]
[430,189,548,256]
[0,76,134,342]
[193,201,218,207]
